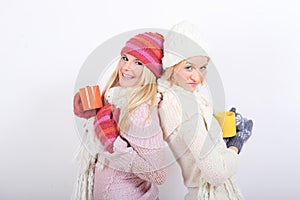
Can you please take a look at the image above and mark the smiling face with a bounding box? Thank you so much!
[118,53,145,88]
[172,56,209,92]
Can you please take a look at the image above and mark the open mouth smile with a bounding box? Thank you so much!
[121,72,135,80]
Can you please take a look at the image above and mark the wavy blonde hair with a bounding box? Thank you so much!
[102,65,158,133]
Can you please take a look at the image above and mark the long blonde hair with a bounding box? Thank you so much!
[102,65,158,133]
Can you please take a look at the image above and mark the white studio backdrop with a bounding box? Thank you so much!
[0,0,300,199]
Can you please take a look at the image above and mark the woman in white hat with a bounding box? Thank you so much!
[158,21,253,200]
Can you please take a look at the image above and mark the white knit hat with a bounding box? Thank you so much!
[162,20,210,70]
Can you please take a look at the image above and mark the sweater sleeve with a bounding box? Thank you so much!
[158,89,182,140]
[105,103,167,185]
[182,116,239,186]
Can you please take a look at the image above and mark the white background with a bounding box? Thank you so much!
[1,0,300,199]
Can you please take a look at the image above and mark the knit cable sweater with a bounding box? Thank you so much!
[92,86,166,200]
[158,79,243,200]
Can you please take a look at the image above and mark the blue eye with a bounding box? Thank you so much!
[121,55,128,61]
[135,61,143,66]
[199,66,207,72]
[184,65,193,70]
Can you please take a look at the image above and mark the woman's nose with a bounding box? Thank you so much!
[122,61,133,71]
[199,72,205,84]
[190,70,200,82]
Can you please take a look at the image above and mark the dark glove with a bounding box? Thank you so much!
[94,104,120,153]
[226,107,254,153]
[230,107,246,132]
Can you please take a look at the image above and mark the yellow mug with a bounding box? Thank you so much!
[215,111,237,138]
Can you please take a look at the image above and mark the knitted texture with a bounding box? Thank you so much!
[73,92,98,119]
[120,32,164,78]
[163,20,209,69]
[73,117,104,200]
[93,166,158,200]
[94,104,119,153]
[158,80,243,199]
[93,87,166,200]
[226,107,254,154]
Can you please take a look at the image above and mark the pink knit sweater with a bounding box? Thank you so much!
[93,87,166,200]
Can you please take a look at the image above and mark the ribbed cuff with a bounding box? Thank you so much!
[226,136,244,154]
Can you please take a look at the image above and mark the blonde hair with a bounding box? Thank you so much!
[161,62,181,87]
[103,65,158,133]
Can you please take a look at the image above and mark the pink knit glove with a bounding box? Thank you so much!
[73,92,98,119]
[94,104,120,153]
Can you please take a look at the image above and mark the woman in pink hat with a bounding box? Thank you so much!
[73,32,166,200]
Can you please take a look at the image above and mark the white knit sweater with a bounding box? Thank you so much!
[158,79,243,200]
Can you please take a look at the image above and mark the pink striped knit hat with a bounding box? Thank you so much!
[120,32,164,78]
